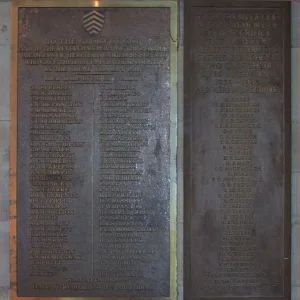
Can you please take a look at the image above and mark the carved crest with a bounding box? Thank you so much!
[82,9,105,36]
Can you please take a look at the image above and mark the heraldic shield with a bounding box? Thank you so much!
[82,9,105,35]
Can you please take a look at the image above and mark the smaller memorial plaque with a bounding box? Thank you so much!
[184,1,291,300]
[11,1,177,299]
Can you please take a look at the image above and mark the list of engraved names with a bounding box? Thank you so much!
[189,9,286,298]
[17,7,171,297]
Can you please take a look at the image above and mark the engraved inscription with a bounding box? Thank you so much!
[17,7,171,297]
[187,7,288,299]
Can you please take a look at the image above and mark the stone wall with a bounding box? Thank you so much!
[0,1,297,299]
[0,0,11,299]
[292,3,300,299]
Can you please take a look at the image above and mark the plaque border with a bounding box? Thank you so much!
[183,2,291,300]
[10,1,178,300]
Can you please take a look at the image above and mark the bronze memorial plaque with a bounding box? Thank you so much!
[184,1,290,300]
[11,1,177,298]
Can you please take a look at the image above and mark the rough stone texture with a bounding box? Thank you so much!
[0,46,10,121]
[292,173,300,224]
[0,120,9,299]
[292,121,300,173]
[0,287,9,300]
[0,2,11,300]
[292,2,300,48]
[292,214,300,299]
[0,122,9,222]
[292,49,300,122]
[0,232,9,287]
[292,173,300,298]
[0,2,9,46]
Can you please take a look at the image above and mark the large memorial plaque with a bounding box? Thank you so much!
[184,1,290,300]
[10,1,177,298]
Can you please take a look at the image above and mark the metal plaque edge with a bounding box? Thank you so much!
[183,2,291,300]
[10,1,178,300]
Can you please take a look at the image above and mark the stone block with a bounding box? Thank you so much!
[0,46,10,121]
[0,232,9,287]
[0,121,9,222]
[0,1,10,47]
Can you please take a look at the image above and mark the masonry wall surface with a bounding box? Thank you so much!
[0,0,10,299]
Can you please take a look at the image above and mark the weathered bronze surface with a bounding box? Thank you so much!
[184,1,291,300]
[12,1,177,298]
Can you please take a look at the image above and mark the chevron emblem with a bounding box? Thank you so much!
[82,9,105,36]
